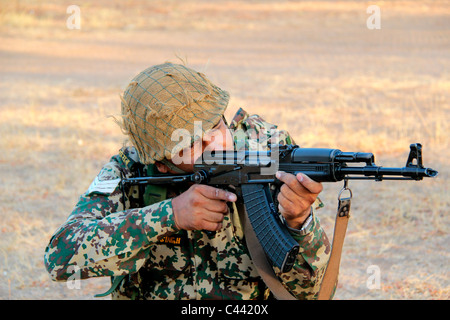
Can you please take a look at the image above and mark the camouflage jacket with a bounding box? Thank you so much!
[44,108,331,300]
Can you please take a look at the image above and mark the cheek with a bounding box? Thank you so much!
[206,130,234,151]
[204,137,222,152]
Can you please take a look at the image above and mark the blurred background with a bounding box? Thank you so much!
[0,0,448,299]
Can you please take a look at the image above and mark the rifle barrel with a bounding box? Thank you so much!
[338,166,438,180]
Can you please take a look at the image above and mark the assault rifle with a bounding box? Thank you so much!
[122,143,437,273]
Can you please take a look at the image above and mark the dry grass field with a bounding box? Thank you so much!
[0,0,448,299]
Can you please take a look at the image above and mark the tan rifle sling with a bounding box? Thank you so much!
[237,181,352,300]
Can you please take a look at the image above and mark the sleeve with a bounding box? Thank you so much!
[44,158,179,281]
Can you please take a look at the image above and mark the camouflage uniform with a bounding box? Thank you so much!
[44,108,331,300]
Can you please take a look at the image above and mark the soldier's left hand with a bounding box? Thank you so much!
[276,171,323,229]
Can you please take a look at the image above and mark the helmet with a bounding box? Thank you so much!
[119,62,229,164]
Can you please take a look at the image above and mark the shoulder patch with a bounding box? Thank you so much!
[118,146,140,170]
[86,176,121,195]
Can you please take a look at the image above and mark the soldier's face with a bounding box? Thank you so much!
[171,118,234,173]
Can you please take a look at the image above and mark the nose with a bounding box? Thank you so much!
[205,128,234,152]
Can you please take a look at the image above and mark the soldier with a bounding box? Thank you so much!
[44,62,331,299]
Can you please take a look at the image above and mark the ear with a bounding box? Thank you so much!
[155,161,169,173]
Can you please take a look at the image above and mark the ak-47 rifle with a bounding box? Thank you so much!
[121,143,437,273]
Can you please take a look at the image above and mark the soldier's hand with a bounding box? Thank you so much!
[171,184,237,231]
[276,171,323,229]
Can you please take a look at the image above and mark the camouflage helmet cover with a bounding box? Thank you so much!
[119,62,229,164]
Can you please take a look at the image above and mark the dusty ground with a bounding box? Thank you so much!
[0,0,448,299]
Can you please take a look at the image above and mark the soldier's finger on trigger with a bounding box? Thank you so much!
[201,185,236,202]
[194,191,229,213]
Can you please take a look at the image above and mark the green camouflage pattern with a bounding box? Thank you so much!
[230,108,294,151]
[44,108,331,300]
